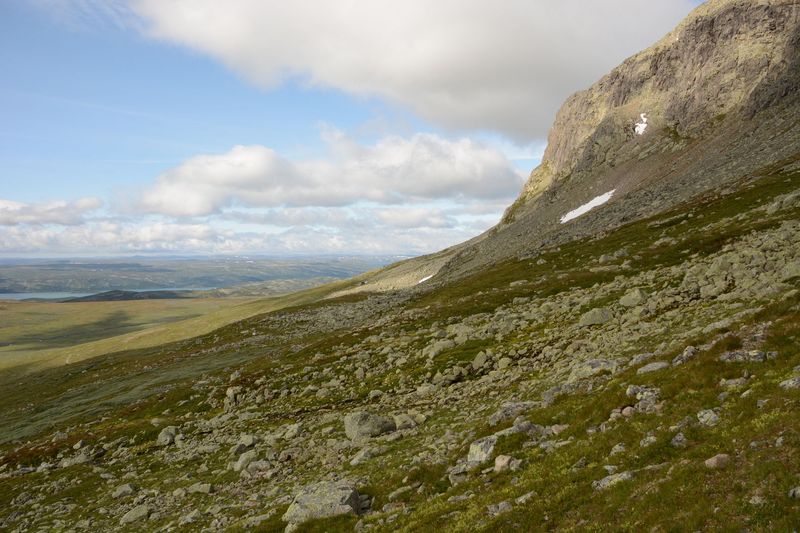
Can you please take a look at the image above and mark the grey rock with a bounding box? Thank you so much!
[592,471,633,490]
[487,500,513,516]
[672,346,697,366]
[344,412,396,440]
[640,435,657,448]
[112,483,136,499]
[488,401,538,425]
[637,361,669,374]
[671,433,688,448]
[494,455,521,472]
[187,482,213,494]
[468,436,498,463]
[704,453,730,469]
[789,486,800,499]
[234,450,258,472]
[387,486,412,502]
[697,409,720,427]
[472,352,489,371]
[579,307,613,327]
[179,509,201,525]
[569,359,618,382]
[282,481,361,526]
[120,504,150,525]
[719,350,770,363]
[238,434,259,447]
[350,447,379,466]
[619,288,647,307]
[393,413,417,431]
[779,377,800,390]
[157,426,178,446]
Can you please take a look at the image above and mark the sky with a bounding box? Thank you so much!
[0,0,699,257]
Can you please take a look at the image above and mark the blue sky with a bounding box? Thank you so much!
[0,0,698,256]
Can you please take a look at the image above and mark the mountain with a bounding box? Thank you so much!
[347,0,800,293]
[1,2,800,531]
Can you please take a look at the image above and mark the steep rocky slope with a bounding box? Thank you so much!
[2,1,800,532]
[350,0,800,292]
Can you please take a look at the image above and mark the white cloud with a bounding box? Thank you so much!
[373,207,454,229]
[0,217,490,256]
[139,131,525,216]
[130,0,695,140]
[0,197,102,226]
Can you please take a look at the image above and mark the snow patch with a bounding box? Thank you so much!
[417,274,434,284]
[560,190,616,224]
[634,113,648,135]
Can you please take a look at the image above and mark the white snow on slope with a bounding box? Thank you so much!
[417,274,434,284]
[560,190,616,224]
[634,113,648,135]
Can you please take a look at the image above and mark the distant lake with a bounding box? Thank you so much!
[0,288,215,301]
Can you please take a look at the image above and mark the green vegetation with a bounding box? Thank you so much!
[0,168,798,531]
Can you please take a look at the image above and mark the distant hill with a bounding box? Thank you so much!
[64,290,194,302]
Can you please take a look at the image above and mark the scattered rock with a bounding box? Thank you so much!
[187,482,213,495]
[697,409,720,427]
[157,426,178,446]
[112,483,136,499]
[637,361,669,374]
[619,288,647,307]
[671,433,688,448]
[592,471,633,490]
[672,346,697,366]
[282,481,361,527]
[494,455,521,473]
[344,412,396,440]
[704,454,731,469]
[468,436,498,463]
[579,308,613,327]
[120,504,150,525]
[779,377,800,390]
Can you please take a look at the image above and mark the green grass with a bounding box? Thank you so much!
[1,169,799,531]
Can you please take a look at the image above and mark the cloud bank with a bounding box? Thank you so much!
[139,131,523,216]
[0,197,102,226]
[1,131,520,255]
[132,0,695,140]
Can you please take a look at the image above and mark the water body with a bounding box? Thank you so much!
[0,288,215,301]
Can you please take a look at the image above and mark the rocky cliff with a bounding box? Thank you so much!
[343,0,800,294]
[519,0,800,205]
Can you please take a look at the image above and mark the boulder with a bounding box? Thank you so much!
[187,482,213,494]
[120,504,150,525]
[779,377,800,390]
[112,483,136,499]
[233,450,258,472]
[569,359,618,381]
[672,346,698,366]
[157,426,178,446]
[578,307,613,327]
[282,481,361,527]
[704,453,730,469]
[637,361,669,374]
[468,436,498,463]
[697,409,720,427]
[343,412,396,440]
[592,471,633,490]
[619,288,647,307]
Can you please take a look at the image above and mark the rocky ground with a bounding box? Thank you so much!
[0,167,799,531]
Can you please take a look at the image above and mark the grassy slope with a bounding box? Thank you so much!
[0,169,798,531]
[0,277,360,374]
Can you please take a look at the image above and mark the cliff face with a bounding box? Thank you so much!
[417,0,800,284]
[332,0,800,296]
[518,0,800,204]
